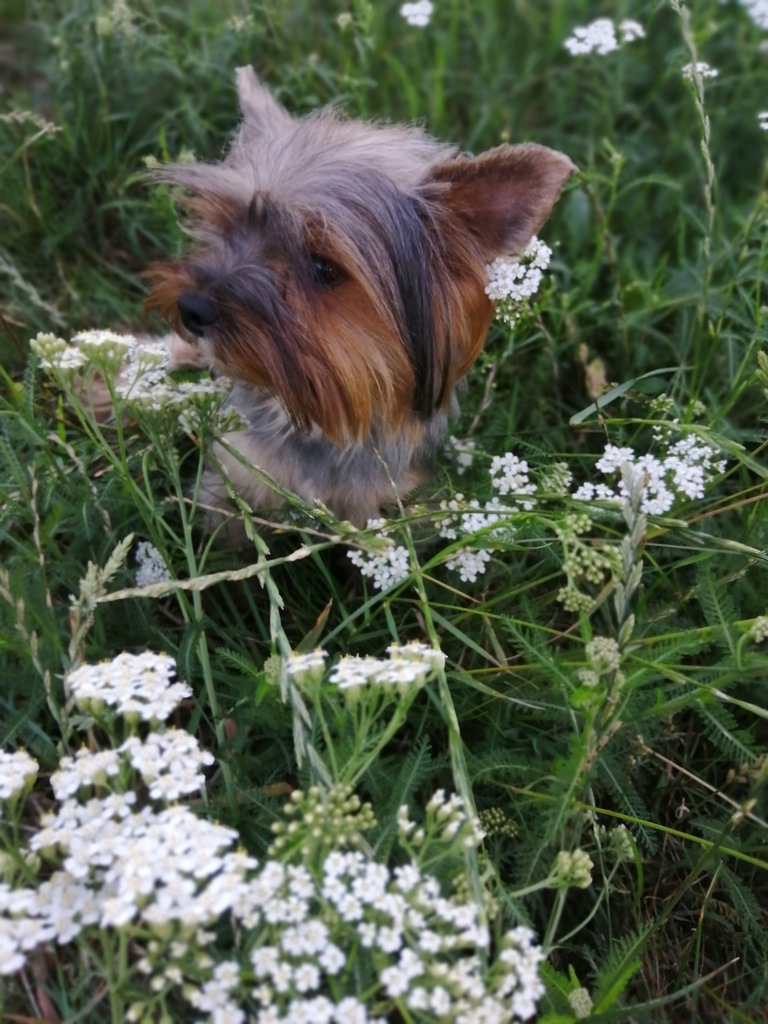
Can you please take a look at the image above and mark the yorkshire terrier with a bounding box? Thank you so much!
[147,67,574,527]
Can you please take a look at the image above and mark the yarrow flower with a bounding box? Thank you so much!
[122,372,231,422]
[585,636,621,674]
[555,511,617,613]
[682,61,719,80]
[573,436,726,516]
[348,425,724,605]
[347,520,410,591]
[445,435,477,475]
[552,849,594,889]
[490,453,537,508]
[120,730,214,801]
[740,0,768,30]
[437,494,507,583]
[400,1,433,27]
[430,457,535,584]
[569,987,594,1019]
[285,648,328,687]
[94,0,136,37]
[30,327,237,436]
[66,651,191,723]
[445,546,492,583]
[438,496,503,541]
[270,784,376,857]
[30,332,87,370]
[564,18,645,56]
[72,328,137,369]
[0,750,39,802]
[578,635,624,689]
[0,645,549,1022]
[327,641,444,694]
[50,748,121,800]
[618,19,645,43]
[749,616,768,643]
[485,236,552,327]
[226,12,254,32]
[596,823,635,864]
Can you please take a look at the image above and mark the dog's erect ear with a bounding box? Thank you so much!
[235,66,292,133]
[427,144,576,259]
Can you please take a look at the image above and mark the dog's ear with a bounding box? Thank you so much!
[235,66,292,134]
[427,143,576,259]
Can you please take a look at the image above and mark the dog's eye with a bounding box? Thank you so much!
[309,254,344,288]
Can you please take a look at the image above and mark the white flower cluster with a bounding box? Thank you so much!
[31,330,110,371]
[741,0,768,29]
[577,635,623,688]
[750,615,768,643]
[0,656,230,981]
[446,546,492,584]
[569,987,594,1018]
[135,540,172,587]
[50,747,121,800]
[682,61,719,80]
[119,366,231,427]
[445,435,477,475]
[288,641,445,695]
[0,650,548,1022]
[398,788,486,853]
[490,453,538,508]
[29,800,235,930]
[432,457,538,584]
[95,0,136,38]
[29,329,165,376]
[400,0,433,27]
[249,848,544,1023]
[30,328,237,434]
[438,498,502,542]
[347,425,725,592]
[74,327,139,366]
[226,12,255,33]
[240,847,545,1023]
[287,642,445,693]
[285,648,329,687]
[121,729,214,801]
[573,436,726,516]
[551,849,594,889]
[66,650,191,722]
[485,236,552,327]
[437,496,504,583]
[347,519,411,591]
[564,18,645,56]
[585,636,621,674]
[759,110,768,131]
[0,750,38,802]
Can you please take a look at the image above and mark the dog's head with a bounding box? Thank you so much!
[147,67,575,444]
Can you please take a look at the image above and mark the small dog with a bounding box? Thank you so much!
[147,67,574,526]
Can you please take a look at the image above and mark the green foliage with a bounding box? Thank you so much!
[1,1,768,1021]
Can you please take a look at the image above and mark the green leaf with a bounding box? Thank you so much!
[569,367,680,425]
[591,924,653,1011]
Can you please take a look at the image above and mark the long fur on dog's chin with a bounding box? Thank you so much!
[200,383,451,528]
[145,68,576,528]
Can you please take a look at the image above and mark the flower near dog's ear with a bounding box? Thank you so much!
[235,65,292,134]
[427,143,577,258]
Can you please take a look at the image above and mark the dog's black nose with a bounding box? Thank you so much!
[177,293,218,336]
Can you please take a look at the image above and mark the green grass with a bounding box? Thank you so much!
[2,1,768,1021]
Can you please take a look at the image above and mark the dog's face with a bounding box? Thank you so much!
[148,67,574,445]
